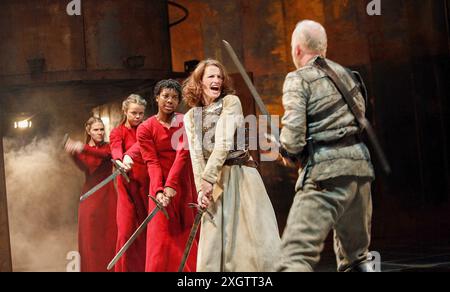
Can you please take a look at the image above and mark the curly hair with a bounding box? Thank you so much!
[153,79,182,100]
[182,59,235,108]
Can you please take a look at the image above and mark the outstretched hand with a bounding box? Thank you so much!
[64,138,84,155]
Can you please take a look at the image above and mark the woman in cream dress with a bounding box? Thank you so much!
[183,59,280,272]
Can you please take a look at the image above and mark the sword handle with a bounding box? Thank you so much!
[150,195,169,220]
[111,159,130,183]
[188,203,214,221]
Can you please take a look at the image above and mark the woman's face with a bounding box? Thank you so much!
[88,122,105,144]
[201,65,223,101]
[125,103,145,127]
[156,88,180,115]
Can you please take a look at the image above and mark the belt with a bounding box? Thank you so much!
[224,152,258,168]
[313,135,361,150]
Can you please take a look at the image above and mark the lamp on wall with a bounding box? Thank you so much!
[13,120,32,130]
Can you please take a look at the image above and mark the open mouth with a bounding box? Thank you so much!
[210,85,220,94]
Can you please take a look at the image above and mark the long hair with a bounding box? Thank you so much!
[85,117,104,144]
[182,59,235,108]
[119,94,147,125]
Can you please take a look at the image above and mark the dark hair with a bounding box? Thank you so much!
[154,79,182,100]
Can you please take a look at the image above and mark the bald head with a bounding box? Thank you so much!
[291,20,327,68]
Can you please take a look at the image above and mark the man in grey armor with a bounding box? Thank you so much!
[276,20,377,272]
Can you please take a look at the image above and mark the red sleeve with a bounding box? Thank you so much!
[165,126,190,191]
[109,127,124,161]
[125,142,141,161]
[82,144,111,159]
[137,122,164,197]
[71,153,89,172]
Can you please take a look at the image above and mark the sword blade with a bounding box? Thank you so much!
[178,211,203,272]
[222,40,271,120]
[80,170,120,202]
[107,206,160,270]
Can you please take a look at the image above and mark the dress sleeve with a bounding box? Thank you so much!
[184,110,206,193]
[71,153,89,172]
[137,122,164,197]
[165,120,190,191]
[124,141,141,161]
[109,127,124,160]
[82,144,111,159]
[202,95,243,184]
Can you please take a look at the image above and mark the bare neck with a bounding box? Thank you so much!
[300,53,319,68]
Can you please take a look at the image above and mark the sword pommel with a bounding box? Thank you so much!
[111,159,130,183]
[149,196,169,220]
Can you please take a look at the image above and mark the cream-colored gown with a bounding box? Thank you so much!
[184,94,280,272]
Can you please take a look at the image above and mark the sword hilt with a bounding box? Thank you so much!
[188,203,214,221]
[149,195,169,220]
[111,159,130,183]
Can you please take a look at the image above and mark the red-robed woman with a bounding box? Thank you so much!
[136,79,198,272]
[64,117,117,272]
[109,94,149,272]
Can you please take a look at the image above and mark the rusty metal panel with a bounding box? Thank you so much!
[83,0,171,71]
[0,0,171,79]
[0,0,85,76]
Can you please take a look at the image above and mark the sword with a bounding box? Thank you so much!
[223,40,283,149]
[79,159,130,202]
[178,203,214,272]
[107,196,169,270]
[222,40,272,126]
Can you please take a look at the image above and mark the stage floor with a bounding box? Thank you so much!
[316,241,450,272]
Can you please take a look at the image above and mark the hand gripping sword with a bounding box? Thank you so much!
[178,203,214,272]
[79,159,130,202]
[107,196,169,270]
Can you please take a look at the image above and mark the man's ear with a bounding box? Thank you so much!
[294,44,302,58]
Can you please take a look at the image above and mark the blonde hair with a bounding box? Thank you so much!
[84,117,104,144]
[120,94,147,124]
[182,59,235,108]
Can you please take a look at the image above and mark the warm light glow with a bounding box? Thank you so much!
[101,117,110,127]
[14,120,32,129]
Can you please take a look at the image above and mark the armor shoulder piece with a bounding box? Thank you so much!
[296,65,326,83]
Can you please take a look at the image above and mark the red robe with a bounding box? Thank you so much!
[72,143,117,272]
[110,124,149,272]
[137,114,198,272]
